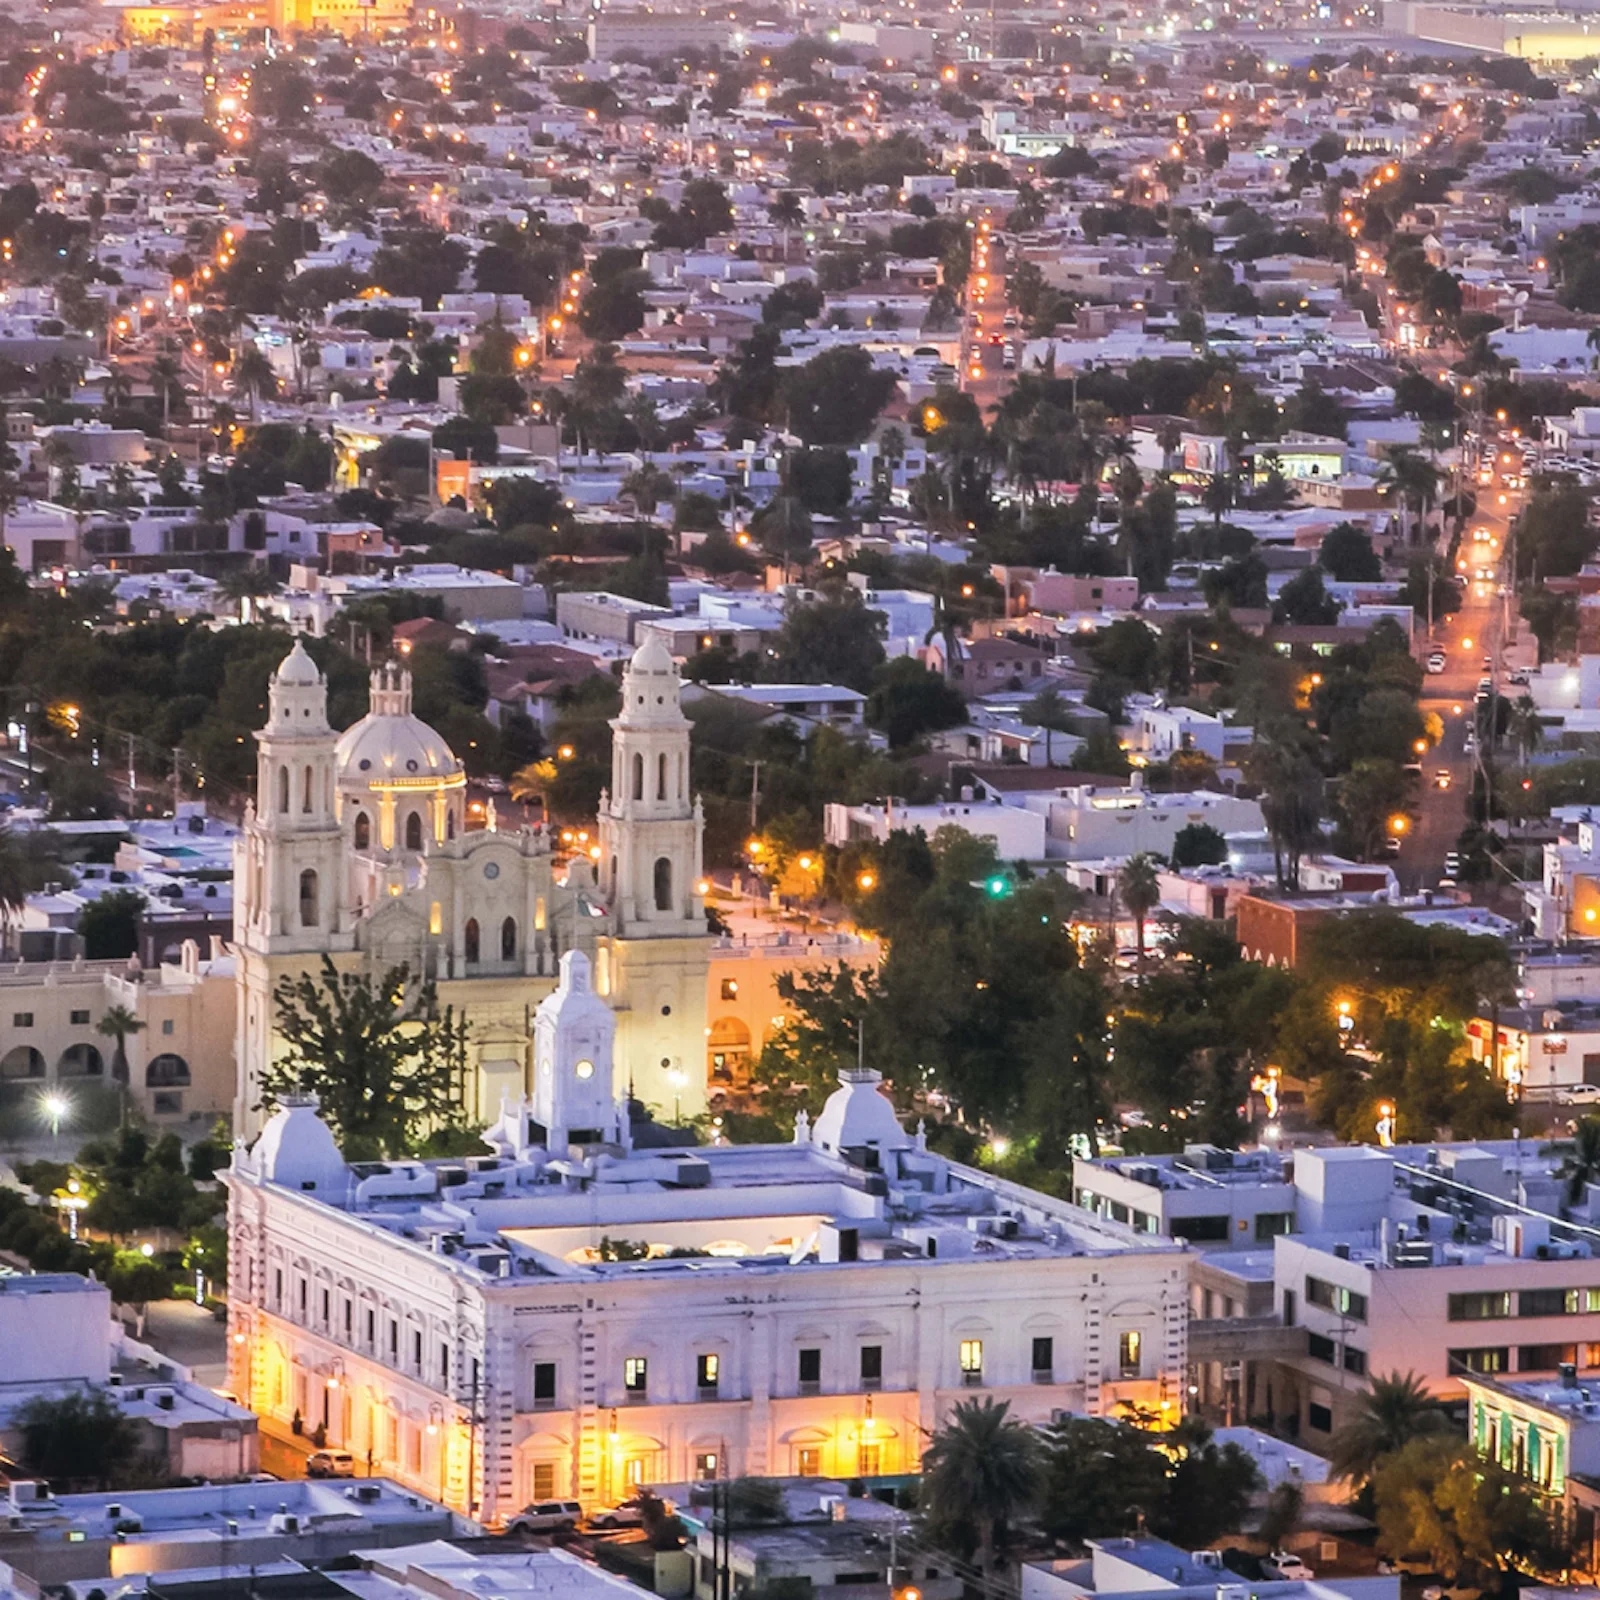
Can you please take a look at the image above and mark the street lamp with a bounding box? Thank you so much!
[39,1090,70,1146]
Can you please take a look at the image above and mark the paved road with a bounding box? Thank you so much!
[139,1297,231,1389]
[1403,433,1523,890]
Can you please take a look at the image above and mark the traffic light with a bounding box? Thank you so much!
[986,875,1010,898]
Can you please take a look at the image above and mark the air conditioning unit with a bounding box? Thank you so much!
[268,1513,302,1535]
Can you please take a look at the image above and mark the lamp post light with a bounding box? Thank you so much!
[40,1090,70,1148]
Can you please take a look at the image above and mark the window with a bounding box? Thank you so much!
[798,1347,821,1392]
[70,1009,90,1026]
[1308,1401,1333,1433]
[405,811,424,851]
[464,919,480,963]
[501,917,517,961]
[532,1464,556,1501]
[1032,1337,1054,1380]
[11,1013,30,1027]
[694,1452,719,1480]
[365,1308,375,1346]
[654,856,673,913]
[1170,1214,1230,1242]
[658,753,668,801]
[1450,1291,1514,1322]
[412,1330,423,1370]
[1305,1277,1367,1322]
[277,765,289,812]
[721,978,739,1000]
[858,1443,882,1476]
[1118,1330,1142,1379]
[960,1339,984,1385]
[388,1320,399,1361]
[533,1362,556,1409]
[624,1356,648,1395]
[1451,1347,1510,1374]
[1255,1212,1293,1242]
[274,1268,283,1308]
[162,1018,174,1035]
[1343,1346,1367,1377]
[298,1278,307,1314]
[302,765,314,814]
[298,868,319,928]
[320,1288,330,1324]
[354,811,370,849]
[860,1345,882,1389]
[441,1347,450,1384]
[632,752,644,801]
[1520,1344,1578,1372]
[1521,1288,1582,1318]
[1308,1332,1337,1365]
[343,1299,352,1338]
[697,1353,720,1394]
[796,1447,822,1476]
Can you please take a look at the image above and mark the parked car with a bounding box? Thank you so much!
[1427,651,1447,673]
[305,1450,355,1479]
[1267,1554,1315,1582]
[1444,851,1462,877]
[587,1499,653,1529]
[1563,1083,1600,1104]
[1434,769,1452,789]
[506,1501,584,1535]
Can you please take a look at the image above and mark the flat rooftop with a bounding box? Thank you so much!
[238,1133,1183,1286]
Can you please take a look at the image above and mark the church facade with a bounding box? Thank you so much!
[232,635,710,1142]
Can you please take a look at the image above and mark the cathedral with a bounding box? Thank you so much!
[232,634,710,1142]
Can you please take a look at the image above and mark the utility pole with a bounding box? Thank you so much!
[748,760,763,836]
[127,733,137,808]
[172,746,182,815]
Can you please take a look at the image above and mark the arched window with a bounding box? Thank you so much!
[678,753,685,800]
[354,811,371,850]
[405,811,424,851]
[654,856,673,913]
[299,869,319,928]
[302,765,314,813]
[277,765,290,813]
[632,752,644,801]
[146,1053,191,1088]
[657,753,668,801]
[464,918,480,963]
[501,916,517,961]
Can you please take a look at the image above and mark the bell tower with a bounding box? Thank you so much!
[597,636,710,1124]
[599,636,705,936]
[532,950,624,1148]
[234,639,353,1138]
[236,638,348,956]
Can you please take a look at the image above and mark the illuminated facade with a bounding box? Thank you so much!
[111,0,411,45]
[232,639,709,1143]
[226,974,1188,1525]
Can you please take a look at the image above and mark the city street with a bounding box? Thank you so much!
[1402,433,1522,890]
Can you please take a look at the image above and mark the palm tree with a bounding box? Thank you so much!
[217,565,281,623]
[1156,419,1183,474]
[1564,1116,1600,1209]
[101,366,133,414]
[1203,469,1234,527]
[509,759,557,809]
[1024,683,1074,767]
[149,355,184,435]
[233,344,279,421]
[920,1397,1043,1578]
[97,1004,145,1126]
[1327,1370,1446,1485]
[1120,852,1163,968]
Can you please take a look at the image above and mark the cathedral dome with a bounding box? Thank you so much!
[335,663,463,792]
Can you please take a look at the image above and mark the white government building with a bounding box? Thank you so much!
[226,952,1189,1525]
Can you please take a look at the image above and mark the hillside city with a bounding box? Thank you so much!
[16,1,1600,1599]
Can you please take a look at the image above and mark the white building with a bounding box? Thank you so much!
[825,797,1049,861]
[227,958,1189,1526]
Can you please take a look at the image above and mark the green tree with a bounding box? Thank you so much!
[781,347,899,446]
[1171,822,1228,868]
[865,657,967,748]
[107,1249,174,1336]
[1319,522,1383,582]
[1329,1370,1448,1485]
[1038,1416,1168,1544]
[768,591,887,692]
[78,889,145,960]
[920,1397,1044,1577]
[1154,1417,1262,1548]
[1024,684,1078,768]
[16,1389,139,1487]
[262,956,469,1159]
[1274,566,1341,626]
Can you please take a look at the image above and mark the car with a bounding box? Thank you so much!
[587,1499,655,1529]
[1383,835,1402,857]
[1564,1083,1600,1103]
[1509,669,1530,686]
[1444,851,1462,876]
[1476,677,1493,696]
[506,1500,584,1535]
[1482,655,1494,671]
[1426,651,1447,673]
[1267,1554,1315,1582]
[1002,349,1016,369]
[1463,733,1477,755]
[988,331,1004,346]
[1435,768,1452,789]
[1002,312,1018,329]
[305,1450,355,1479]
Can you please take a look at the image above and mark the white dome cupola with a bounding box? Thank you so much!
[532,950,624,1148]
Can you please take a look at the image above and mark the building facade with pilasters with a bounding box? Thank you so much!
[227,954,1188,1525]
